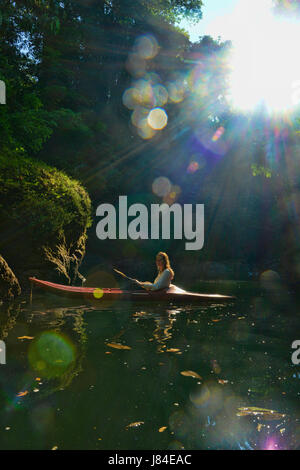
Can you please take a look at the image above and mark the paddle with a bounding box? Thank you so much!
[113,268,153,291]
[113,268,139,284]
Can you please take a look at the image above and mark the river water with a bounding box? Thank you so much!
[0,284,299,450]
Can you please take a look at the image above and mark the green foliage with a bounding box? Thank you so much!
[251,164,272,178]
[1,0,300,280]
[0,152,92,247]
[0,1,55,155]
[139,0,203,22]
[0,0,203,167]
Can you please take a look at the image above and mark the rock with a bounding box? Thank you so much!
[0,154,91,289]
[0,255,21,300]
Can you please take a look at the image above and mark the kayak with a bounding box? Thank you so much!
[29,277,235,303]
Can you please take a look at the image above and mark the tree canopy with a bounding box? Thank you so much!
[1,0,300,281]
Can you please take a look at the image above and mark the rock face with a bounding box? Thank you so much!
[0,154,92,289]
[0,255,21,301]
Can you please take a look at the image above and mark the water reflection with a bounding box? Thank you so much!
[167,379,293,450]
[0,291,299,450]
[132,308,184,353]
[0,301,21,340]
[0,302,88,423]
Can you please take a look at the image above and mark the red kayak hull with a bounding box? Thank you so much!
[29,277,235,303]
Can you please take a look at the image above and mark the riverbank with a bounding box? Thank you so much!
[0,153,91,300]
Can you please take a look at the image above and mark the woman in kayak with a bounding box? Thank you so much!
[135,252,174,291]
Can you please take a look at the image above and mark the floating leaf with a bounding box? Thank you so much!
[18,336,34,340]
[218,379,228,385]
[237,407,286,420]
[125,421,144,429]
[180,370,202,379]
[106,343,131,350]
[17,391,28,397]
[159,426,167,433]
[166,348,180,353]
[212,319,221,323]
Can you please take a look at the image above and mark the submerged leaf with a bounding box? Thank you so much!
[166,348,180,353]
[106,343,131,350]
[18,336,34,340]
[237,407,286,420]
[159,426,167,433]
[17,391,29,397]
[218,379,228,385]
[125,421,144,429]
[180,370,202,380]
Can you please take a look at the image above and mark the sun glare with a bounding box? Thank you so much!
[228,0,300,113]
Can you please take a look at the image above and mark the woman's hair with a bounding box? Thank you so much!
[156,252,174,279]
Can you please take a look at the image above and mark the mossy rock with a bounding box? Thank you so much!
[0,254,21,300]
[0,153,92,285]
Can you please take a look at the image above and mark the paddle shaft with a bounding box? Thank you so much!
[113,269,152,291]
[113,269,138,284]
